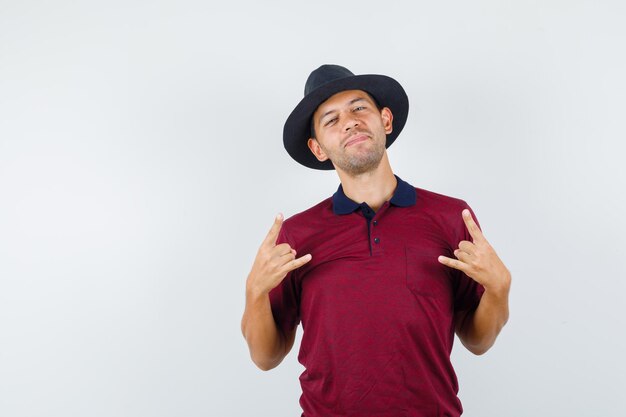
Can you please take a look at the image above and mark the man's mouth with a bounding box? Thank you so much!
[344,134,369,148]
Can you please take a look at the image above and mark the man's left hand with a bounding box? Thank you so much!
[438,209,511,293]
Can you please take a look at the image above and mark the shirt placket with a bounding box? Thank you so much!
[359,202,388,256]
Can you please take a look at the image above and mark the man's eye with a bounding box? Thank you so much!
[354,106,365,111]
[325,118,337,126]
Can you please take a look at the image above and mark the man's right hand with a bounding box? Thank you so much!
[246,214,312,296]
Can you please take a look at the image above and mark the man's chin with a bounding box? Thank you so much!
[335,158,383,176]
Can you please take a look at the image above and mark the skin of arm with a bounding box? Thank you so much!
[439,209,512,355]
[454,280,510,355]
[241,214,311,370]
[241,287,297,370]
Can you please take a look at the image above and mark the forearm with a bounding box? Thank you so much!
[241,287,288,371]
[242,214,309,370]
[458,279,511,355]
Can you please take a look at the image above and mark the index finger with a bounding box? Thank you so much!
[462,209,484,242]
[263,213,284,246]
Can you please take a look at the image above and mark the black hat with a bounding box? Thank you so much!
[283,64,409,170]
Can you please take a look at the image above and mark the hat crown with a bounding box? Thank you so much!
[304,64,355,96]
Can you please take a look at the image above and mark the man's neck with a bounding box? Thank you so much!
[336,153,397,212]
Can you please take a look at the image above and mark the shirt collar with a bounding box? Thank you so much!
[332,175,417,215]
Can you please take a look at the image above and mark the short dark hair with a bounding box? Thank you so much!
[309,91,381,139]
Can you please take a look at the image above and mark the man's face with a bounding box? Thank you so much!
[307,90,393,176]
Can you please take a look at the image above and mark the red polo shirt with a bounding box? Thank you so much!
[269,176,484,417]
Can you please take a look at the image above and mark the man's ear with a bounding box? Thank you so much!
[381,107,394,135]
[307,138,329,162]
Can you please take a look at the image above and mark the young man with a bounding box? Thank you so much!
[241,64,511,416]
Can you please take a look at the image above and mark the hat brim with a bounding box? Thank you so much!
[283,74,409,170]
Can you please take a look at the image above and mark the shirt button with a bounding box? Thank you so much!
[374,237,380,244]
[373,220,378,226]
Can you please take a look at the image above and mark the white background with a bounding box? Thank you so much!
[1,1,625,416]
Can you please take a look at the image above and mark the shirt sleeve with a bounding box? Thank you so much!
[452,203,485,312]
[268,224,301,336]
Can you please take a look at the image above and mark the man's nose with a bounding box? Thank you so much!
[343,113,360,132]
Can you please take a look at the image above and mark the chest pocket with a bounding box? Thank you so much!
[405,246,454,300]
